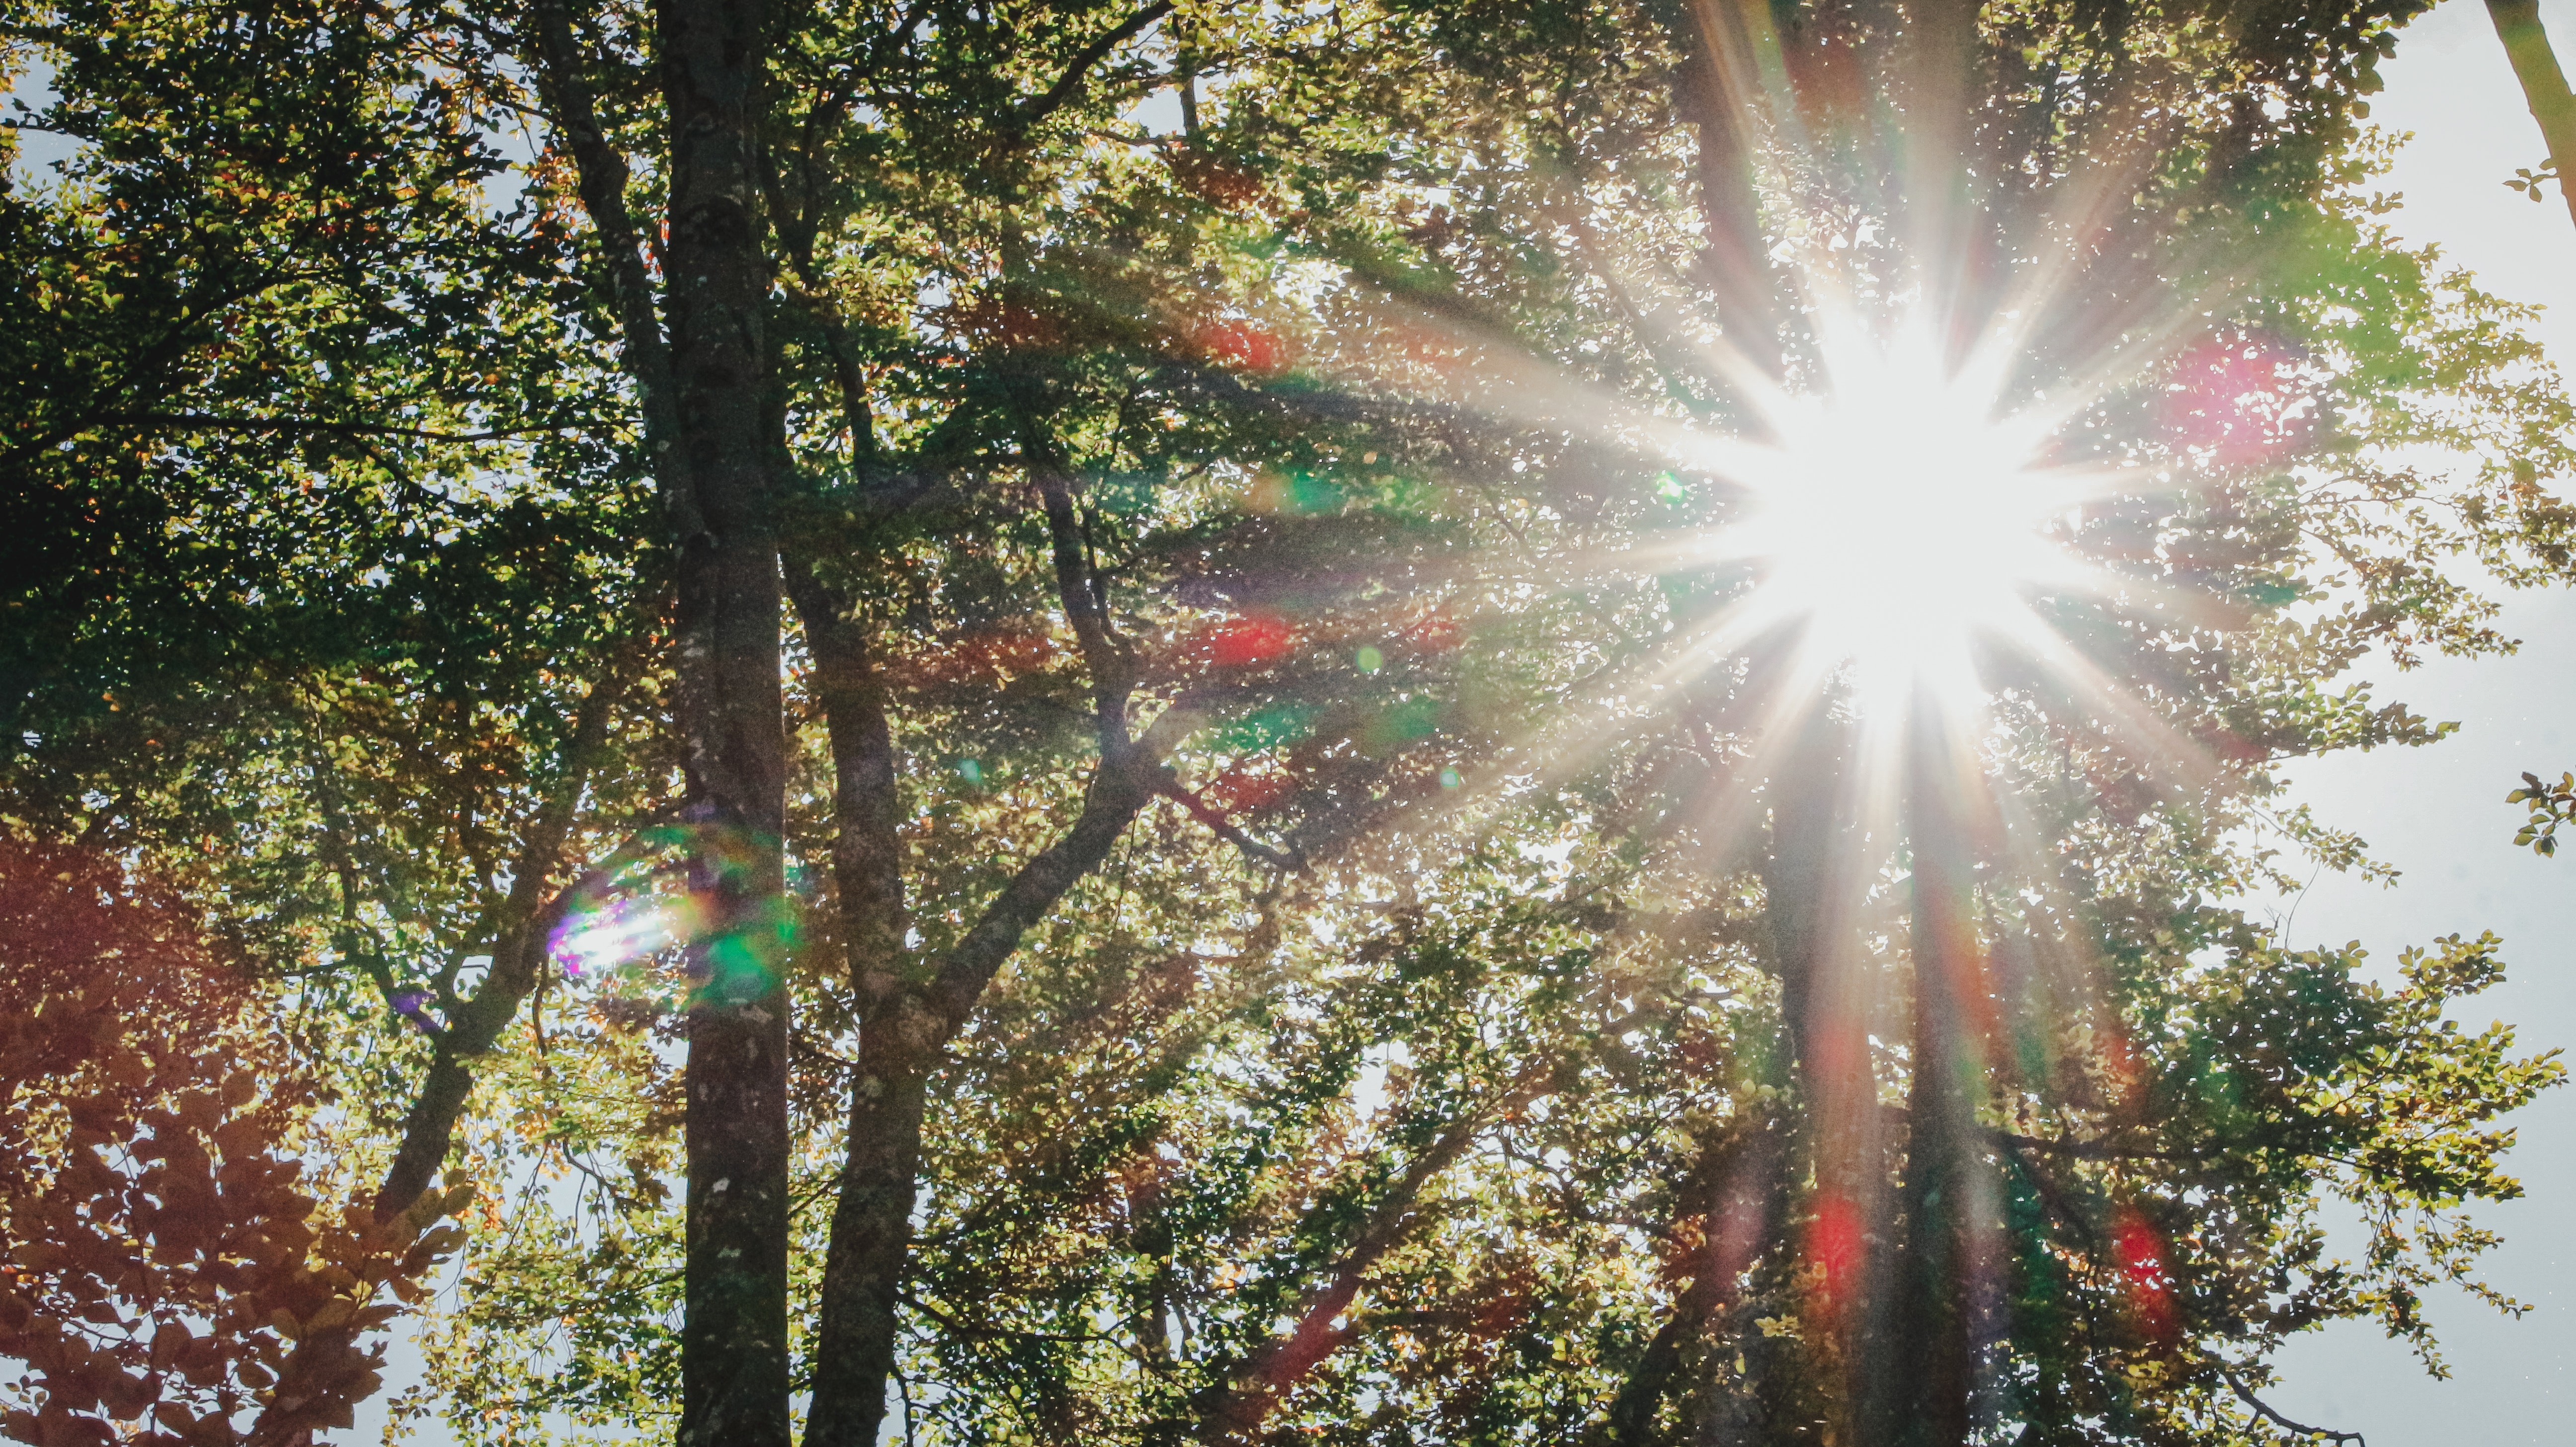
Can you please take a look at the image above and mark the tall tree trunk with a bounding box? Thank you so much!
[2487,0,2576,235]
[658,5,792,1447]
[798,437,1182,1447]
[1887,709,1989,1447]
[1660,0,1786,380]
[1757,702,1890,1446]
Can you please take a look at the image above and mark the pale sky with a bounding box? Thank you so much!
[2263,1,2576,1438]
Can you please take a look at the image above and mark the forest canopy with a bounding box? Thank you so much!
[3,0,2574,1445]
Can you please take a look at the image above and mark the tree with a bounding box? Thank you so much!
[0,837,469,1447]
[2487,0,2576,230]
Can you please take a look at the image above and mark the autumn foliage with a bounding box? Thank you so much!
[0,839,460,1447]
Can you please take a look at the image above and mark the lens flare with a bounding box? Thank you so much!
[2112,1205,2179,1345]
[551,894,710,978]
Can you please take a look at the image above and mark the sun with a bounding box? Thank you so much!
[1686,322,2084,718]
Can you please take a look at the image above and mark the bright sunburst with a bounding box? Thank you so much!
[1680,318,2099,723]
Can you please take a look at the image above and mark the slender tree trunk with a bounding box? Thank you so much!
[802,758,1162,1447]
[2488,0,2576,235]
[1590,1108,1781,1445]
[1887,709,1988,1447]
[803,1020,930,1447]
[658,5,792,1447]
[245,661,632,1447]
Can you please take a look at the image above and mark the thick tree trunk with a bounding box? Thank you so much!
[1887,711,1989,1447]
[1757,703,1891,1447]
[1659,0,1785,380]
[657,6,792,1447]
[2488,0,2576,235]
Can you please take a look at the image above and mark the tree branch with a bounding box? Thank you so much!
[1193,1064,1555,1441]
[375,645,643,1215]
[783,552,908,1015]
[2223,1366,2366,1446]
[1192,1112,1486,1441]
[1031,461,1133,749]
[2488,0,2576,236]
[87,413,574,442]
[522,0,702,540]
[1588,1107,1779,1444]
[1017,3,1177,132]
[1156,776,1302,873]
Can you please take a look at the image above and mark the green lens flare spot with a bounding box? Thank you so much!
[958,758,983,786]
[1356,645,1384,673]
[1440,767,1462,789]
[1389,696,1439,741]
[1218,702,1319,751]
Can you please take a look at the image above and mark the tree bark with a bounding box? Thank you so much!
[1590,1108,1780,1445]
[1886,709,1989,1447]
[656,6,793,1447]
[1757,702,1892,1447]
[2488,0,2576,235]
[1662,0,1785,381]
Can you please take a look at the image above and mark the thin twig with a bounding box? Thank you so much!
[1156,778,1303,873]
[2222,1366,2365,1446]
[90,412,571,442]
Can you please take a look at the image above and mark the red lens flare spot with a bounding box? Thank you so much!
[1194,614,1295,670]
[2113,1205,2179,1344]
[1807,1193,1865,1305]
[1194,318,1287,374]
